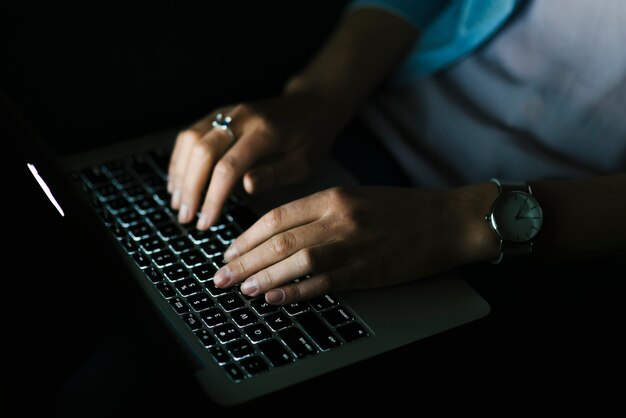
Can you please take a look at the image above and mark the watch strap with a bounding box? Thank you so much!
[489,178,535,264]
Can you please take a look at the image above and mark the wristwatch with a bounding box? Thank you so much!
[486,178,543,264]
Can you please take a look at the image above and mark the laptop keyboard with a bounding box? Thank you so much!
[76,149,369,382]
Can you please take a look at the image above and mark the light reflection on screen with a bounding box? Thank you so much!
[27,163,65,217]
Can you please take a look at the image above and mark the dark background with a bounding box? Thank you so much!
[2,2,624,414]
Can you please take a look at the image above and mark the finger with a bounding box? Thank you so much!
[265,266,352,305]
[238,242,349,298]
[176,130,234,224]
[223,191,328,261]
[214,221,334,288]
[167,111,223,202]
[197,131,272,229]
[243,153,311,194]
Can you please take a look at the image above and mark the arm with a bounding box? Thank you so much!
[285,8,418,130]
[214,174,625,304]
[167,8,418,228]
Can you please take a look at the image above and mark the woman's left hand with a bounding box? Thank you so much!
[213,185,499,305]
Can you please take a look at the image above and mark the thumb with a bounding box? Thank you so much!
[243,154,312,194]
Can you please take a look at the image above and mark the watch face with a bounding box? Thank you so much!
[490,191,543,243]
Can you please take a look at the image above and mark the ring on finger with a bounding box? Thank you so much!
[211,113,236,143]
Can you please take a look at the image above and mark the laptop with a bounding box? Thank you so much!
[2,91,490,406]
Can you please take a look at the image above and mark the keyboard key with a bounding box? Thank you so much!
[209,346,229,364]
[201,308,227,328]
[322,307,352,327]
[117,209,140,226]
[124,184,146,200]
[244,323,272,343]
[217,225,238,244]
[192,263,217,282]
[107,196,131,214]
[168,297,190,314]
[214,323,240,343]
[224,363,245,381]
[188,227,212,243]
[279,327,317,359]
[181,249,206,267]
[156,282,175,299]
[101,160,125,175]
[112,172,135,188]
[283,302,308,316]
[95,184,119,200]
[226,339,255,359]
[205,279,230,296]
[143,174,164,190]
[109,222,126,239]
[265,312,291,331]
[216,294,245,312]
[258,339,293,367]
[175,278,201,296]
[81,166,108,186]
[187,292,214,312]
[336,322,368,342]
[231,308,256,327]
[181,313,203,331]
[139,235,165,254]
[145,266,164,283]
[195,329,216,347]
[156,222,182,240]
[169,236,194,253]
[163,263,188,282]
[152,250,175,267]
[251,299,278,316]
[98,208,115,225]
[135,196,160,214]
[120,237,137,254]
[128,223,152,240]
[146,208,170,226]
[295,312,340,350]
[309,294,338,311]
[200,239,223,257]
[132,251,150,269]
[240,356,269,376]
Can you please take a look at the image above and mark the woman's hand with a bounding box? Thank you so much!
[167,94,343,229]
[214,184,500,305]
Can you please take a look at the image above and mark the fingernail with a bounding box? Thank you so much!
[224,245,238,261]
[171,189,181,208]
[197,213,210,230]
[266,289,285,305]
[240,278,258,296]
[167,179,173,193]
[213,267,232,287]
[178,203,190,223]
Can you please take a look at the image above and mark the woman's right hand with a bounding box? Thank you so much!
[167,93,343,230]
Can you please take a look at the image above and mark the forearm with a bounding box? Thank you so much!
[285,8,417,128]
[530,174,626,259]
[457,174,626,264]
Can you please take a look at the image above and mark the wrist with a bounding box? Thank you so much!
[447,183,501,264]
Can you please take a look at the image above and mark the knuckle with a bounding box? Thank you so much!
[317,275,333,294]
[297,248,316,271]
[178,129,200,143]
[214,156,237,178]
[260,269,275,289]
[191,140,212,159]
[270,231,296,257]
[327,186,352,207]
[290,284,302,303]
[264,207,284,230]
[234,258,247,276]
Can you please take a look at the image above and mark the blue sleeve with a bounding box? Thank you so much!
[348,0,520,81]
[348,0,450,29]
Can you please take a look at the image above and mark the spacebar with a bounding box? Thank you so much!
[295,312,341,351]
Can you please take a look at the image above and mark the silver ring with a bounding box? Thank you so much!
[211,113,236,143]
